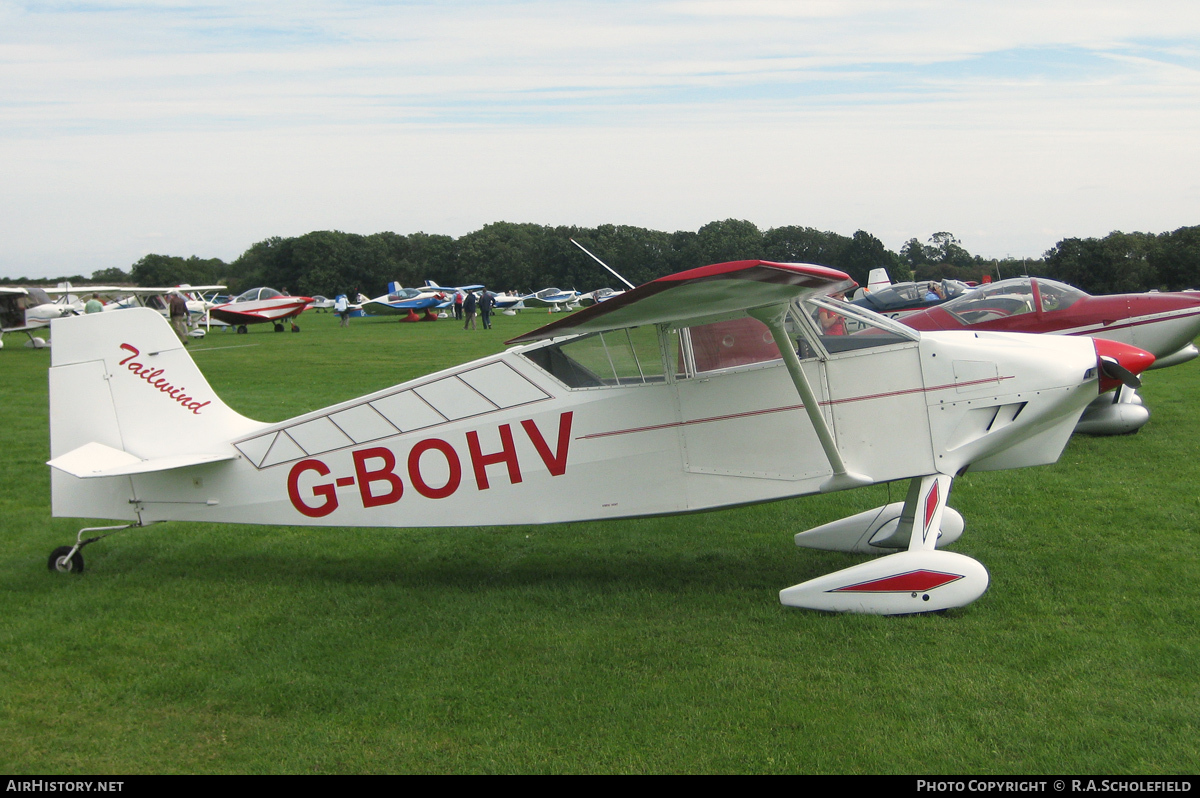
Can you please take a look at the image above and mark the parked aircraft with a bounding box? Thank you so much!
[520,287,582,312]
[488,291,525,314]
[851,278,974,317]
[898,277,1200,434]
[308,296,336,311]
[578,287,624,306]
[568,238,635,307]
[43,260,1152,614]
[0,287,53,348]
[20,284,98,325]
[209,288,312,333]
[363,283,451,322]
[103,285,227,325]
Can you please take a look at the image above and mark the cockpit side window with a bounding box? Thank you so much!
[684,317,781,373]
[677,298,916,375]
[798,297,919,354]
[521,327,668,389]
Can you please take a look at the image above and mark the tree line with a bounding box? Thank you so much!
[7,221,1200,298]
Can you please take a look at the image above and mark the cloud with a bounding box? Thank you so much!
[2,1,1198,275]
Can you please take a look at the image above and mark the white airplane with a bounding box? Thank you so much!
[520,287,582,312]
[578,287,625,306]
[569,238,635,307]
[103,284,227,325]
[22,284,100,325]
[43,260,1152,615]
[362,282,482,322]
[0,287,54,348]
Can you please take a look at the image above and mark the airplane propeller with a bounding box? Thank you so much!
[1100,355,1142,389]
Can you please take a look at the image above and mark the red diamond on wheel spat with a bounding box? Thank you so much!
[923,481,940,539]
[830,569,964,593]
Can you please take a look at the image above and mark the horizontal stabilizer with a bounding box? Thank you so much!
[48,441,236,479]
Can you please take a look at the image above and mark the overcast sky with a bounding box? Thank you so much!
[2,0,1198,278]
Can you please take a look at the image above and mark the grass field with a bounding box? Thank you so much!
[2,310,1198,774]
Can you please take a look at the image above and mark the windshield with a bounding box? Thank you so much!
[941,278,1036,324]
[1034,279,1086,312]
[234,287,282,303]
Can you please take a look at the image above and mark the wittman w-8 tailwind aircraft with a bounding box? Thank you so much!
[45,261,1152,614]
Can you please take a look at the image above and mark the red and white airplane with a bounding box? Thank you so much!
[898,277,1200,434]
[209,287,313,333]
[44,261,1152,615]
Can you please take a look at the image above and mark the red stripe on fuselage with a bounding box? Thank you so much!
[578,375,1014,440]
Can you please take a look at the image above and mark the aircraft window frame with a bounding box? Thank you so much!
[674,298,919,379]
[799,296,920,355]
[520,327,670,390]
[678,316,783,377]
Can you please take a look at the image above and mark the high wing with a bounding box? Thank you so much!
[507,260,855,344]
[106,285,226,295]
[43,285,127,295]
[424,281,484,292]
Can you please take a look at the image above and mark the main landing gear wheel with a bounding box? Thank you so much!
[48,546,84,574]
[274,323,285,332]
[237,325,248,334]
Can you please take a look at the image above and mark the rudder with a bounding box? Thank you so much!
[49,309,264,519]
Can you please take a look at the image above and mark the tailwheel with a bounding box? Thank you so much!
[48,546,84,574]
[46,524,136,575]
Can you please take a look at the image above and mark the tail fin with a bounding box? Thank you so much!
[48,308,264,519]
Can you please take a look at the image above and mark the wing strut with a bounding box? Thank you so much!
[748,305,872,493]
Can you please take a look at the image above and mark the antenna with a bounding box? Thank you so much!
[569,238,636,290]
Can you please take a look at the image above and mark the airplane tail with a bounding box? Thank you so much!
[47,308,264,519]
[866,267,892,292]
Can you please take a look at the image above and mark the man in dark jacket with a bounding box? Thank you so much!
[479,291,494,329]
[463,291,477,330]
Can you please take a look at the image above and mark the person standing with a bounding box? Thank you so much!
[335,293,350,328]
[479,290,494,329]
[454,290,464,321]
[168,290,189,343]
[462,290,477,330]
[84,293,104,314]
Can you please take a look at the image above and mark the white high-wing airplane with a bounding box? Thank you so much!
[44,260,1152,614]
[105,285,227,317]
[0,287,54,348]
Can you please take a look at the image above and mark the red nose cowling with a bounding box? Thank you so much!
[1093,338,1156,393]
